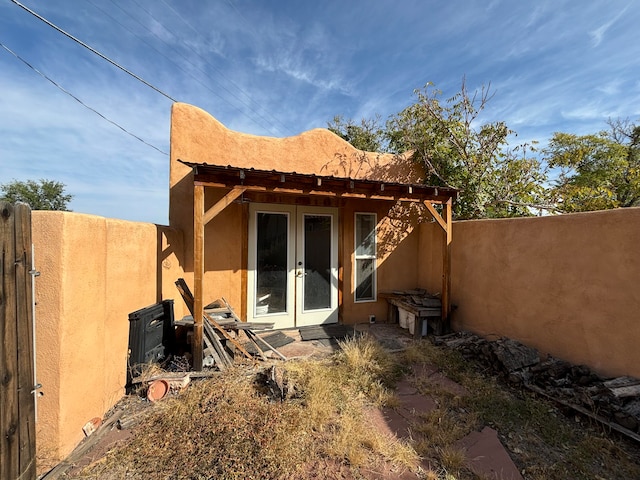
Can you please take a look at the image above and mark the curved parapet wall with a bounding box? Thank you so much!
[169,102,420,184]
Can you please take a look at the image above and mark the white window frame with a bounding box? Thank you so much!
[354,212,377,303]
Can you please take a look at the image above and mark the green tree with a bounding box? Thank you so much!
[330,79,552,219]
[544,120,640,212]
[327,115,385,152]
[0,179,73,211]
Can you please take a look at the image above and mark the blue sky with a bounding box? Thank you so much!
[1,0,639,224]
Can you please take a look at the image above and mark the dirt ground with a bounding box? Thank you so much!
[45,324,640,480]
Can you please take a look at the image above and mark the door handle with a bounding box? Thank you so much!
[296,270,307,278]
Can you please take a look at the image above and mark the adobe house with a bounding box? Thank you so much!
[169,103,456,368]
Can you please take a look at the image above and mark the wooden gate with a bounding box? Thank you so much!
[1,202,36,480]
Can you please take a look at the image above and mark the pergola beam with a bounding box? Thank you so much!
[423,201,447,231]
[203,186,247,225]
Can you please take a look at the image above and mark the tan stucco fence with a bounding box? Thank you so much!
[31,206,640,470]
[420,207,640,380]
[32,211,184,470]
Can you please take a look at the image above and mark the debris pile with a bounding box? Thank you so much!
[436,332,640,441]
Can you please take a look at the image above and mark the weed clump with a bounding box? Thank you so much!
[74,335,418,479]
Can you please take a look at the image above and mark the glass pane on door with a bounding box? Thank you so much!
[303,214,332,310]
[255,212,288,315]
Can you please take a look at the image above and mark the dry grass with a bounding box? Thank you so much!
[400,340,640,480]
[70,335,418,479]
[64,335,640,480]
[76,370,314,479]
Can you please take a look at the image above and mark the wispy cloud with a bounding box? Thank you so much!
[2,0,640,222]
[589,6,628,47]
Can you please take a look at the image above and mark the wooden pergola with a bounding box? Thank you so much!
[179,161,457,370]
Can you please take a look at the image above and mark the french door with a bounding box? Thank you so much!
[247,204,338,329]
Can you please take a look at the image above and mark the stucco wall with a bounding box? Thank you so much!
[418,208,640,378]
[32,212,184,469]
[169,103,426,324]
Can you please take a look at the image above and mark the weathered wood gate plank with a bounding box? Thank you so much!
[0,202,36,480]
[1,202,20,480]
[15,204,36,478]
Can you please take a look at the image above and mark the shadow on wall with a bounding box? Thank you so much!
[156,225,184,307]
[320,150,439,257]
[169,172,195,272]
[379,202,437,257]
[320,150,420,184]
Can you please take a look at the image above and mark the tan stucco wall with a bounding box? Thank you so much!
[32,212,184,469]
[418,208,640,378]
[169,103,425,323]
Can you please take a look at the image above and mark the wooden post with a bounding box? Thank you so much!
[0,202,36,480]
[14,204,35,480]
[193,185,205,371]
[441,198,452,332]
[1,203,19,480]
[337,204,344,322]
[240,202,248,322]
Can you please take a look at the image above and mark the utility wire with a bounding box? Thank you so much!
[9,0,177,103]
[0,42,169,155]
[158,0,258,108]
[128,0,293,136]
[157,0,295,136]
[98,0,280,136]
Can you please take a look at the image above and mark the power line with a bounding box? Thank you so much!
[159,0,295,135]
[9,0,178,103]
[97,0,281,136]
[127,0,294,136]
[0,41,169,156]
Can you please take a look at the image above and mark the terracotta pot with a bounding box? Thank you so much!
[82,417,103,436]
[147,379,169,402]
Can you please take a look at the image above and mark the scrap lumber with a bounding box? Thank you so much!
[175,279,254,361]
[204,314,253,360]
[248,331,288,361]
[175,279,235,366]
[221,297,288,361]
[243,329,267,361]
[175,316,274,330]
[130,370,220,385]
[220,296,245,322]
[202,323,231,370]
[604,377,640,398]
[41,410,124,479]
[443,331,640,442]
[526,384,640,444]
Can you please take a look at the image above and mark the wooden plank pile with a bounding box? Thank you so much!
[436,332,640,443]
[174,279,287,370]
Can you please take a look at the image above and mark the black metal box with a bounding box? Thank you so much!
[127,299,175,384]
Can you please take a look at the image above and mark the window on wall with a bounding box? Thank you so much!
[354,213,376,302]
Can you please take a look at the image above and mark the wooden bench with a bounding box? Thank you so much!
[381,294,445,338]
